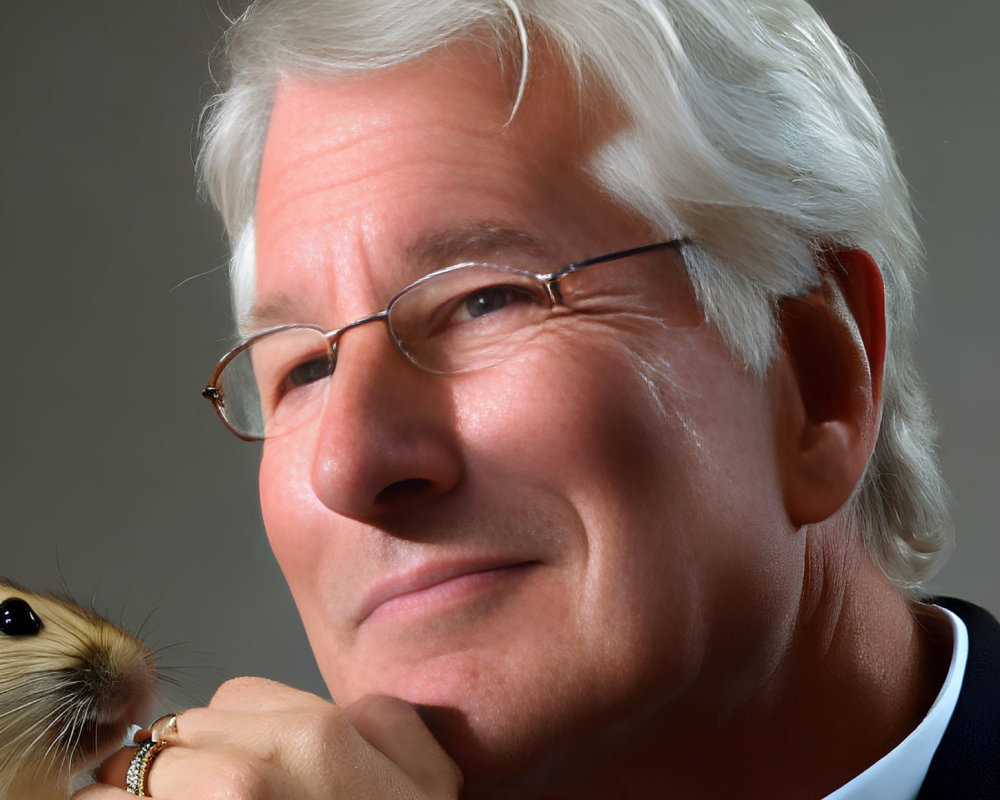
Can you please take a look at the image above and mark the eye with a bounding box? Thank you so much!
[283,355,334,391]
[1,597,43,637]
[463,286,518,318]
[452,285,540,323]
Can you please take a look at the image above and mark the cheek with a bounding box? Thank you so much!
[482,325,788,596]
[259,441,323,585]
[454,333,713,597]
[451,330,790,688]
[458,326,740,520]
[453,349,663,500]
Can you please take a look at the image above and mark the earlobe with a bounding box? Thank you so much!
[774,248,886,527]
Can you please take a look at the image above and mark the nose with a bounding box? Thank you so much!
[305,322,464,521]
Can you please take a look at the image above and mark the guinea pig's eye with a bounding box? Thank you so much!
[0,598,43,636]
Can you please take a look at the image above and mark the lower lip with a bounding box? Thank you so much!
[364,563,537,624]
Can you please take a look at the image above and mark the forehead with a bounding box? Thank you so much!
[252,43,639,326]
[257,42,591,190]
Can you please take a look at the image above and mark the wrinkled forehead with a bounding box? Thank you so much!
[250,42,639,328]
[256,40,607,210]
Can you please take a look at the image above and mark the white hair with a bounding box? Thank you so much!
[198,0,952,593]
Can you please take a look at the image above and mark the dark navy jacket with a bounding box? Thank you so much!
[917,597,1000,798]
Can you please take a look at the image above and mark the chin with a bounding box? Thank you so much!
[425,700,632,800]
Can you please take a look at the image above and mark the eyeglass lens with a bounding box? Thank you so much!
[210,242,699,440]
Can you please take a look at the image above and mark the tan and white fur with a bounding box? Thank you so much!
[0,581,156,800]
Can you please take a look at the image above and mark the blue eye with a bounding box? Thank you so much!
[453,285,545,325]
[462,287,521,318]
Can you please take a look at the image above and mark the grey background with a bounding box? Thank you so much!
[1,2,997,710]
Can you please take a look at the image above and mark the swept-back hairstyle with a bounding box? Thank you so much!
[198,0,951,593]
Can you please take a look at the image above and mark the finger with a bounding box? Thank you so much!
[94,746,136,789]
[343,695,464,796]
[163,678,332,751]
[143,746,259,799]
[208,676,321,713]
[92,743,220,798]
[71,785,131,799]
[94,742,181,796]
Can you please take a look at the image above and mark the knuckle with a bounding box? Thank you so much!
[205,753,269,799]
[209,675,269,708]
[296,705,354,748]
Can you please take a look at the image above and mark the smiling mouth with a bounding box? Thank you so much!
[359,560,539,625]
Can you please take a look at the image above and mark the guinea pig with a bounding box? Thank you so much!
[0,581,157,800]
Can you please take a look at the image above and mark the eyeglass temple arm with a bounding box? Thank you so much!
[546,238,689,302]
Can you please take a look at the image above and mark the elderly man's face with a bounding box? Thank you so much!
[254,46,802,774]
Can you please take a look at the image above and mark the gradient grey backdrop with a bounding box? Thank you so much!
[2,2,997,710]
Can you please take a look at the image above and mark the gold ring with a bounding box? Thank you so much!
[132,712,182,746]
[149,712,181,744]
[125,739,166,796]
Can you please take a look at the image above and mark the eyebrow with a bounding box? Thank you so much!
[403,223,552,270]
[240,292,309,335]
[242,223,555,334]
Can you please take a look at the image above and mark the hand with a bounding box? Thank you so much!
[74,677,463,799]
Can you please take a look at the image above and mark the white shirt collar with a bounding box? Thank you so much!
[821,604,968,800]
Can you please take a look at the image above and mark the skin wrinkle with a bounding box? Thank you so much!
[617,298,712,447]
[533,308,703,454]
[242,224,554,333]
[628,349,705,448]
[268,143,513,208]
[622,317,705,418]
[406,226,550,270]
[259,175,575,318]
[248,238,701,454]
[258,78,557,311]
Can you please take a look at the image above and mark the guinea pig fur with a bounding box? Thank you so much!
[0,581,156,800]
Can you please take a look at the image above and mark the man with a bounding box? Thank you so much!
[82,1,997,798]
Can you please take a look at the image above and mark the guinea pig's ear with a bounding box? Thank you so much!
[771,247,886,527]
[1,597,43,636]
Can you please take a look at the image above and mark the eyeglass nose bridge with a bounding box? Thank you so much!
[324,307,419,371]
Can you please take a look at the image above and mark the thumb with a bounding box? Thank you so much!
[342,695,463,797]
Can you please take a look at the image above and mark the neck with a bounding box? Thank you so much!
[468,530,952,800]
[705,555,949,800]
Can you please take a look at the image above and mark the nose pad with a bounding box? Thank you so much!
[307,324,464,521]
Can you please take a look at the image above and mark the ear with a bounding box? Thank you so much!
[773,248,886,527]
